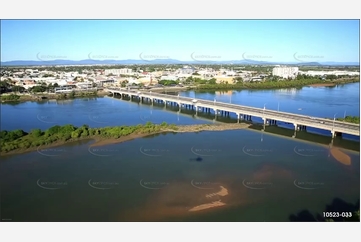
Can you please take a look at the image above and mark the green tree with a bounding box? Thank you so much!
[30,129,42,137]
[69,91,75,98]
[30,85,47,93]
[12,85,25,94]
[46,125,61,136]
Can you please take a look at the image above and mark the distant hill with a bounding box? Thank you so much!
[1,59,359,67]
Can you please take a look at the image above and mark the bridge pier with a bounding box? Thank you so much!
[299,125,306,131]
[331,131,342,138]
[293,124,306,131]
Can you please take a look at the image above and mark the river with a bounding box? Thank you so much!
[0,82,360,222]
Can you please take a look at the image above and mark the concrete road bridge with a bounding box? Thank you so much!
[105,88,360,138]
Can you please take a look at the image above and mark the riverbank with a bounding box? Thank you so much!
[141,79,358,92]
[0,90,109,103]
[0,123,251,157]
[307,83,337,87]
[192,78,359,90]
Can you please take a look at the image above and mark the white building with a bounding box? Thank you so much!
[160,75,178,81]
[272,67,299,79]
[104,69,133,76]
[76,82,93,89]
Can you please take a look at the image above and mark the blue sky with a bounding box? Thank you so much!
[1,20,359,62]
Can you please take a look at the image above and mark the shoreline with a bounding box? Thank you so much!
[307,83,337,87]
[0,123,250,157]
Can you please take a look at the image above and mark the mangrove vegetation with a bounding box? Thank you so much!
[0,122,178,154]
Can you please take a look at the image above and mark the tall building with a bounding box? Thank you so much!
[272,66,299,79]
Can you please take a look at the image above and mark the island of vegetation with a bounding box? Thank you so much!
[0,122,250,156]
[0,90,106,103]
